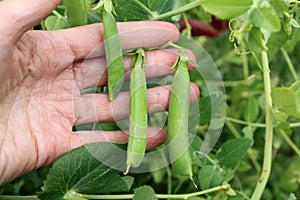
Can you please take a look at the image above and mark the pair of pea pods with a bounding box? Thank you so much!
[124,48,193,181]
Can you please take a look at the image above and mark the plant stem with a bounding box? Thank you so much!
[160,150,172,195]
[226,117,266,128]
[173,178,185,194]
[281,48,299,81]
[225,120,241,138]
[290,122,300,128]
[279,130,300,158]
[226,116,300,128]
[251,50,273,200]
[133,0,156,18]
[182,13,192,38]
[236,191,251,200]
[52,10,67,21]
[75,184,230,199]
[151,0,202,21]
[205,154,218,166]
[166,167,172,197]
[0,196,38,200]
[242,52,249,80]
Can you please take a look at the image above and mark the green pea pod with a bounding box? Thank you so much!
[168,49,193,178]
[103,7,125,100]
[65,0,89,27]
[126,49,147,173]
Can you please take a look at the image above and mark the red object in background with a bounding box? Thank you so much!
[178,16,229,37]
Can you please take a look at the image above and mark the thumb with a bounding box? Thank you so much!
[0,0,61,44]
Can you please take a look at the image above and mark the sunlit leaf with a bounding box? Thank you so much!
[272,81,300,119]
[45,16,67,30]
[250,1,281,32]
[201,0,253,19]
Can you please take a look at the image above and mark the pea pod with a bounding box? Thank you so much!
[167,49,193,178]
[65,0,89,27]
[125,48,147,173]
[103,0,124,100]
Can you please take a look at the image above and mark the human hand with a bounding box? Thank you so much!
[0,0,200,185]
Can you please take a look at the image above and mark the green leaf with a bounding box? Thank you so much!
[133,185,157,200]
[250,1,281,32]
[45,16,67,30]
[272,81,300,119]
[243,97,260,122]
[148,0,173,16]
[198,95,211,126]
[65,0,89,27]
[201,0,253,19]
[279,159,300,192]
[273,109,289,122]
[290,80,300,98]
[247,26,266,54]
[121,176,135,190]
[38,143,132,200]
[113,0,173,21]
[198,92,226,127]
[191,135,204,167]
[114,0,148,21]
[266,31,289,61]
[287,193,297,200]
[216,138,253,168]
[246,26,266,67]
[88,11,102,23]
[172,0,185,21]
[284,29,300,51]
[276,121,292,135]
[242,126,254,139]
[198,165,224,190]
[272,88,300,117]
[291,18,300,28]
[270,0,289,17]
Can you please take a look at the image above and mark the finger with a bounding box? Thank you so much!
[70,126,167,150]
[0,0,61,44]
[73,83,200,125]
[74,49,178,90]
[74,49,196,90]
[45,21,180,61]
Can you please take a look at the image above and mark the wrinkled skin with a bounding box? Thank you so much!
[0,0,199,185]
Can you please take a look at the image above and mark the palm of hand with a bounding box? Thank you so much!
[0,30,83,176]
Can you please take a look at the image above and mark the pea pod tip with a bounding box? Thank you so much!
[190,176,198,189]
[123,165,131,175]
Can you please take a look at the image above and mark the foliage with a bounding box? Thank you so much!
[38,143,133,200]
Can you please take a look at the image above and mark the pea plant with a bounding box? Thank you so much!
[1,0,300,199]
